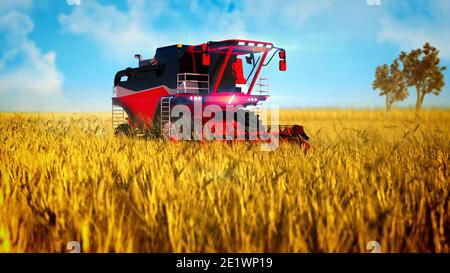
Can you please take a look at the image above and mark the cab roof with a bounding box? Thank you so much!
[158,39,275,55]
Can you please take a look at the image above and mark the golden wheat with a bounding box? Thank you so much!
[0,109,449,252]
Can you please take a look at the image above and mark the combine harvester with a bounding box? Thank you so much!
[112,39,309,148]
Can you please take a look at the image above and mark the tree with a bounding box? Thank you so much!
[399,43,446,111]
[373,59,408,111]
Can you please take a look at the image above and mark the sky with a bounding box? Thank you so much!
[0,0,449,111]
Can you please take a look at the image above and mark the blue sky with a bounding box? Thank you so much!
[0,0,449,111]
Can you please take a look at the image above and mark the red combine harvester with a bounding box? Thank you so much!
[112,39,309,147]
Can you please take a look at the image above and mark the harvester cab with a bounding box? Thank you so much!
[112,39,309,146]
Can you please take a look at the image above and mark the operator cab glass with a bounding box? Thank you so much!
[178,52,210,94]
[174,40,278,95]
[209,49,264,94]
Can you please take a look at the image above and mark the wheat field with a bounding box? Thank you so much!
[0,109,449,252]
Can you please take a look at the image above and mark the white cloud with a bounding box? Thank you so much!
[58,0,248,62]
[243,0,334,29]
[0,0,33,13]
[0,11,64,110]
[71,1,343,63]
[67,0,82,6]
[57,0,341,63]
[279,0,334,26]
[366,0,381,6]
[378,20,450,58]
[378,0,450,58]
[59,0,165,62]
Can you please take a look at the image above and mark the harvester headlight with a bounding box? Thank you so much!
[238,41,245,46]
[248,42,255,46]
[190,96,201,101]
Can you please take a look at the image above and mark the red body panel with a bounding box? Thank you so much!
[232,59,246,84]
[117,86,169,127]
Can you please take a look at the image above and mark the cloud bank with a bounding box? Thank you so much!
[378,0,450,58]
[0,6,65,110]
[58,0,248,63]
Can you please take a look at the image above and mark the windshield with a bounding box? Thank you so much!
[210,49,266,94]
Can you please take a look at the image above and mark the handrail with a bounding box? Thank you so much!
[177,73,210,94]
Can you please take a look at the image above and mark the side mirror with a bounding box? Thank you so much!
[246,53,255,65]
[279,50,286,59]
[245,56,252,64]
[279,60,286,71]
[202,53,210,66]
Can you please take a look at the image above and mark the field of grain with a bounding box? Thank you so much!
[0,109,449,252]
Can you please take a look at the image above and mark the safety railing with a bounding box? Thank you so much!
[255,77,269,95]
[112,86,127,130]
[177,73,209,94]
[251,77,269,125]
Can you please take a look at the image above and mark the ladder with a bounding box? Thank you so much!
[112,104,125,130]
[253,77,269,123]
[256,77,269,95]
[160,97,172,137]
[112,86,127,130]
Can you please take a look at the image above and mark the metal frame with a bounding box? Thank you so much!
[212,47,233,94]
[160,96,172,137]
[112,87,127,129]
[177,73,210,94]
[248,51,268,95]
[209,47,269,95]
[256,77,269,95]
